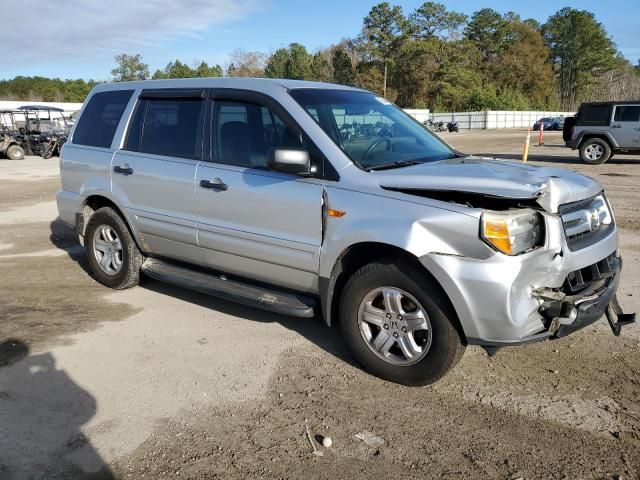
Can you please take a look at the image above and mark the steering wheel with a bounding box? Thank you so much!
[361,138,392,163]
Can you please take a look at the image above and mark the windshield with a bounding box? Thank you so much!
[289,89,456,170]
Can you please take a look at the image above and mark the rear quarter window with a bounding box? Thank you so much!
[73,90,133,148]
[577,104,611,126]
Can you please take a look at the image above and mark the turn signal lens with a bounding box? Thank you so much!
[481,209,543,256]
[483,217,512,254]
[327,209,346,218]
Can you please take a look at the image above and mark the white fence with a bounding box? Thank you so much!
[404,109,430,123]
[424,110,576,130]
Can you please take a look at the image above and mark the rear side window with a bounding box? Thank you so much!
[73,90,133,148]
[125,97,205,159]
[614,105,640,122]
[577,104,611,126]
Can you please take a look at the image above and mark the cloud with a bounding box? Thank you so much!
[3,0,258,68]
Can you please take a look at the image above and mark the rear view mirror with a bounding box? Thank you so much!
[345,105,372,115]
[267,148,311,175]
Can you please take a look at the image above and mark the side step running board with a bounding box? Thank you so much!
[141,258,316,318]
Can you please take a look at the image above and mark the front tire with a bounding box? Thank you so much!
[84,207,143,289]
[339,260,465,386]
[579,138,611,165]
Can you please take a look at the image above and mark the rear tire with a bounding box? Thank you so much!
[5,145,24,160]
[84,207,143,289]
[339,259,465,386]
[579,138,611,165]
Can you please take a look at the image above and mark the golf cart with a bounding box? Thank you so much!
[0,110,26,160]
[15,105,72,158]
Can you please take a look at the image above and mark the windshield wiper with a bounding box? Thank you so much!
[365,160,420,171]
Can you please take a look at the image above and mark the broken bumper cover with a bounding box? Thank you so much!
[476,256,635,348]
[542,256,635,338]
[421,239,635,349]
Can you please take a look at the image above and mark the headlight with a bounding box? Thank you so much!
[481,209,544,255]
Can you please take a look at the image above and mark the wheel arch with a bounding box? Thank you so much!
[80,195,144,252]
[319,241,465,341]
[577,132,617,149]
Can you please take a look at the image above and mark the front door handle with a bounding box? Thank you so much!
[200,178,228,191]
[113,165,134,175]
[611,124,622,128]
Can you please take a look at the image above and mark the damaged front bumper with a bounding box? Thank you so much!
[420,218,635,354]
[534,255,635,339]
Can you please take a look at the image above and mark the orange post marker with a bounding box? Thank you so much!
[538,121,544,146]
[522,127,531,163]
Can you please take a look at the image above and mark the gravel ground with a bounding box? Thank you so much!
[0,131,639,479]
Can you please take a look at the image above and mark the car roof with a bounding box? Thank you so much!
[91,77,367,96]
[580,100,640,107]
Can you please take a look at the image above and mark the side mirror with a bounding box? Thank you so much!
[267,148,311,175]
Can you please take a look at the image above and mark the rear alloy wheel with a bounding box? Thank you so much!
[5,145,25,160]
[85,207,143,289]
[340,260,465,386]
[579,138,611,165]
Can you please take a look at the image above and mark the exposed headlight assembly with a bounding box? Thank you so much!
[481,209,544,255]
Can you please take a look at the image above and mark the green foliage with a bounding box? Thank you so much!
[111,54,149,82]
[409,2,467,39]
[361,2,408,60]
[195,62,223,78]
[152,60,223,79]
[311,52,333,83]
[523,18,542,31]
[543,8,620,108]
[287,43,313,80]
[332,48,356,86]
[264,48,289,78]
[264,43,313,80]
[0,76,95,102]
[464,8,510,60]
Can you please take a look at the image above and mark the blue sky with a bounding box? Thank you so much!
[1,0,638,81]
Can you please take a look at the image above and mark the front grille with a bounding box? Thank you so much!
[559,194,613,250]
[564,253,618,294]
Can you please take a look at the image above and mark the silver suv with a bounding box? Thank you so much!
[565,101,640,164]
[57,79,635,385]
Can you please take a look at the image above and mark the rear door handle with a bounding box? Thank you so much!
[200,178,228,191]
[113,165,134,175]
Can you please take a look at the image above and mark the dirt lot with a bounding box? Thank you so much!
[0,130,639,479]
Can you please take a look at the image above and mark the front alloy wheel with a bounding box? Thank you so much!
[340,260,465,386]
[358,287,432,365]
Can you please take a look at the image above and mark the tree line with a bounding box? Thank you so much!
[1,4,639,111]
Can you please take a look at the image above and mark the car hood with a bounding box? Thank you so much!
[374,156,603,212]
